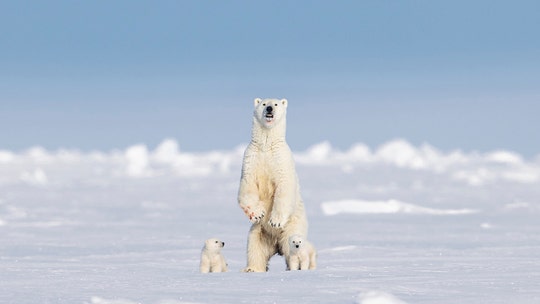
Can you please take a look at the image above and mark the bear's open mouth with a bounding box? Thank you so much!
[265,113,274,122]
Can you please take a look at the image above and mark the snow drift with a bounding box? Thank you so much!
[1,138,539,186]
[321,199,478,216]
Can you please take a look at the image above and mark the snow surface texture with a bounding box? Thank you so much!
[1,138,539,303]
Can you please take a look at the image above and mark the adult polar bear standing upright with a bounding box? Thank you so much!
[238,98,309,272]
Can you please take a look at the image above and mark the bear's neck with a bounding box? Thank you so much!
[251,118,287,150]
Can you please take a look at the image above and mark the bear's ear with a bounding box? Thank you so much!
[254,98,262,107]
[281,99,288,107]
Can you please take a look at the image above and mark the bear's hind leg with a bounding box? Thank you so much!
[199,255,210,273]
[309,251,317,270]
[243,225,276,272]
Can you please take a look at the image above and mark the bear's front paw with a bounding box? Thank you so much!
[242,205,265,224]
[269,213,288,228]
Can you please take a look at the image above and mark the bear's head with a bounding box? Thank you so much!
[288,234,305,252]
[204,238,225,252]
[253,98,288,129]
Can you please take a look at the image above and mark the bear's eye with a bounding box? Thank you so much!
[262,103,266,106]
[299,241,302,243]
[215,241,219,243]
[274,103,278,106]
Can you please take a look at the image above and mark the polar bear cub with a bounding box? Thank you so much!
[287,234,317,270]
[200,238,228,273]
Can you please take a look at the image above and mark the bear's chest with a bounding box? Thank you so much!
[253,151,279,178]
[250,151,279,198]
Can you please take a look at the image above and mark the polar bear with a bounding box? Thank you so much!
[238,98,309,272]
[199,238,228,273]
[287,234,317,270]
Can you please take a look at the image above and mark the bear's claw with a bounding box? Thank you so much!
[269,218,286,229]
[242,205,265,223]
[242,266,269,272]
[269,212,288,229]
[250,212,265,223]
[270,221,281,228]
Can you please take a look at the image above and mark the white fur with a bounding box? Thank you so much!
[287,234,317,270]
[238,98,309,272]
[200,238,228,273]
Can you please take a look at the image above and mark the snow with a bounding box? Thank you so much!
[1,138,540,303]
[125,144,151,177]
[357,291,407,304]
[321,199,478,216]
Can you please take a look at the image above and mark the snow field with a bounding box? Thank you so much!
[1,139,539,303]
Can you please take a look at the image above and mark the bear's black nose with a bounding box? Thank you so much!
[222,242,225,247]
[266,106,273,113]
[295,245,299,248]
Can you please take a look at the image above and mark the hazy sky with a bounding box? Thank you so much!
[1,1,539,156]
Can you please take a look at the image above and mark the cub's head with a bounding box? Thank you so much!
[204,238,225,252]
[253,98,288,129]
[288,234,305,252]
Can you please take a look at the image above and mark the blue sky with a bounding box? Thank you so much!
[1,1,539,156]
